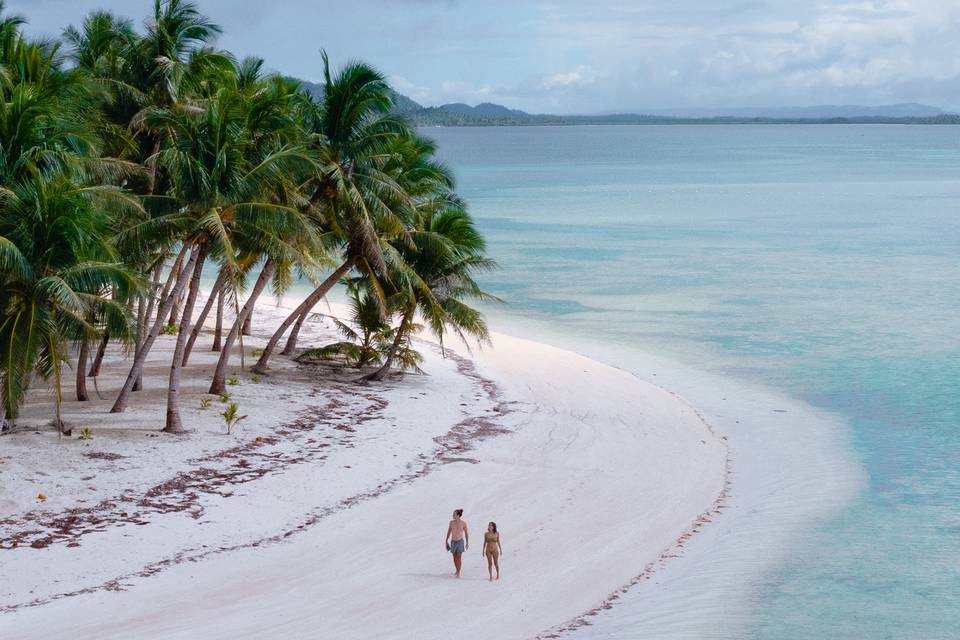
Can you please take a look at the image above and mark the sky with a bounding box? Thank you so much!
[10,0,960,114]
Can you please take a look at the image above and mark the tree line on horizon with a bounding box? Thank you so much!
[0,0,496,435]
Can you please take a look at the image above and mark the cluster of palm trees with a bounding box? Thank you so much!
[0,1,494,435]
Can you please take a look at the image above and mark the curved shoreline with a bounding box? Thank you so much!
[1,301,729,639]
[489,318,863,639]
[535,385,734,639]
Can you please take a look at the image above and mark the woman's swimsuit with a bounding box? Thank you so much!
[484,532,500,557]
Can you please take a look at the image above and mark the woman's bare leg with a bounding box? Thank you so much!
[486,552,493,580]
[493,555,500,579]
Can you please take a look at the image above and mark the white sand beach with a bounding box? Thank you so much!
[1,299,727,639]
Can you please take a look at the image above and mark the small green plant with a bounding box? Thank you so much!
[227,375,240,386]
[221,402,247,434]
[250,375,260,383]
[161,324,178,335]
[251,348,264,357]
[200,398,212,409]
[78,428,94,440]
[219,392,232,403]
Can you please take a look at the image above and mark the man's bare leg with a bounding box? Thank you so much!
[454,552,462,577]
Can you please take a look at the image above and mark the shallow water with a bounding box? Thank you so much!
[424,125,960,638]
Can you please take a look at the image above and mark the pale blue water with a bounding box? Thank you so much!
[426,125,960,638]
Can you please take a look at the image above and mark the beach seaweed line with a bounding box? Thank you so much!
[534,390,734,640]
[0,348,518,615]
[0,384,380,553]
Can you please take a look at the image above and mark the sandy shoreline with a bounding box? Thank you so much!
[1,298,727,639]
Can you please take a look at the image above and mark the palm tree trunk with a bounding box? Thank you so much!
[131,294,146,390]
[134,264,165,391]
[209,259,276,394]
[164,246,208,433]
[251,257,354,374]
[280,307,309,355]
[212,286,225,351]
[142,262,166,336]
[156,247,188,323]
[365,308,413,382]
[182,270,228,366]
[241,308,252,336]
[76,339,90,401]
[88,330,110,377]
[167,272,187,327]
[54,362,67,438]
[111,244,200,413]
[136,293,146,343]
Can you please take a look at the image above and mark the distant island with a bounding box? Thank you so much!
[294,80,960,126]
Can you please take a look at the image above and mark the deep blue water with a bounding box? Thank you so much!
[426,125,960,638]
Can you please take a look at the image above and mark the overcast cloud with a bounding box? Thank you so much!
[11,0,960,113]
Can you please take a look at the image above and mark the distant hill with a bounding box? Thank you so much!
[439,102,529,118]
[288,77,959,126]
[639,103,946,119]
[386,90,423,115]
[406,103,960,126]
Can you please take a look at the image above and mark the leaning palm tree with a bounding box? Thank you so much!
[250,54,413,374]
[62,2,227,391]
[364,198,496,381]
[204,63,323,393]
[109,76,314,433]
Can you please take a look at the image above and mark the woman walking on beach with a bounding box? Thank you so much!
[445,509,469,577]
[482,522,502,581]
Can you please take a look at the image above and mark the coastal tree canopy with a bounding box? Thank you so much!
[0,0,495,432]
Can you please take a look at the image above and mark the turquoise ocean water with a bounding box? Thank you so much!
[425,125,960,638]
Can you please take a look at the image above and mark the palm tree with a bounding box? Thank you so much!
[0,8,141,428]
[295,277,423,373]
[62,2,226,395]
[110,66,315,432]
[1,1,498,438]
[0,174,139,429]
[365,197,496,381]
[251,54,413,374]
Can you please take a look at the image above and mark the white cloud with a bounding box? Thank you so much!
[538,65,596,90]
[11,0,960,112]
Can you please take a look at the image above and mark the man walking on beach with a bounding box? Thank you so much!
[445,509,469,577]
